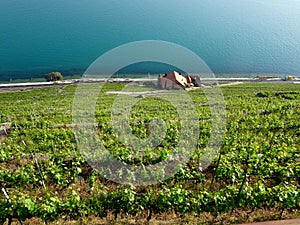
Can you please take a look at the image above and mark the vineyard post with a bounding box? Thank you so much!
[234,153,250,209]
[22,140,47,190]
[32,154,47,190]
[30,113,35,127]
[3,127,8,135]
[236,171,248,204]
[1,187,13,206]
[1,187,23,225]
[209,152,222,191]
[14,122,19,132]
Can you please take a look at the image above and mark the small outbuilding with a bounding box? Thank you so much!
[158,71,200,89]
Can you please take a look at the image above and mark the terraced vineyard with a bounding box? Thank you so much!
[0,82,299,224]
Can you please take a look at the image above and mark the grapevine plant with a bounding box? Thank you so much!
[0,82,299,223]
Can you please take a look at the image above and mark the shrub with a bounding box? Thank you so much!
[45,72,63,82]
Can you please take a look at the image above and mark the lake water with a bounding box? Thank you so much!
[1,0,300,80]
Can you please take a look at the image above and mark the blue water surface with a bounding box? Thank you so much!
[1,0,300,79]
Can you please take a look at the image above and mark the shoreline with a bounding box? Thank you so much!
[1,72,299,84]
[0,77,299,93]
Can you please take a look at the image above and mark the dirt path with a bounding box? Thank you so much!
[238,218,300,225]
[106,90,185,96]
[218,81,244,86]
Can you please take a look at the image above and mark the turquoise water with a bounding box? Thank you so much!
[1,0,300,80]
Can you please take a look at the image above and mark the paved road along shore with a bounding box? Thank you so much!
[0,77,299,89]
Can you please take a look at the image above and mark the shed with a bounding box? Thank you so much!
[158,71,192,89]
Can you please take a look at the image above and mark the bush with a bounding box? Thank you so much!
[45,72,63,82]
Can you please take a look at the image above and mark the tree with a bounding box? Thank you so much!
[45,72,63,82]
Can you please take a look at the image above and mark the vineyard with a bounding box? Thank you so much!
[0,82,299,224]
